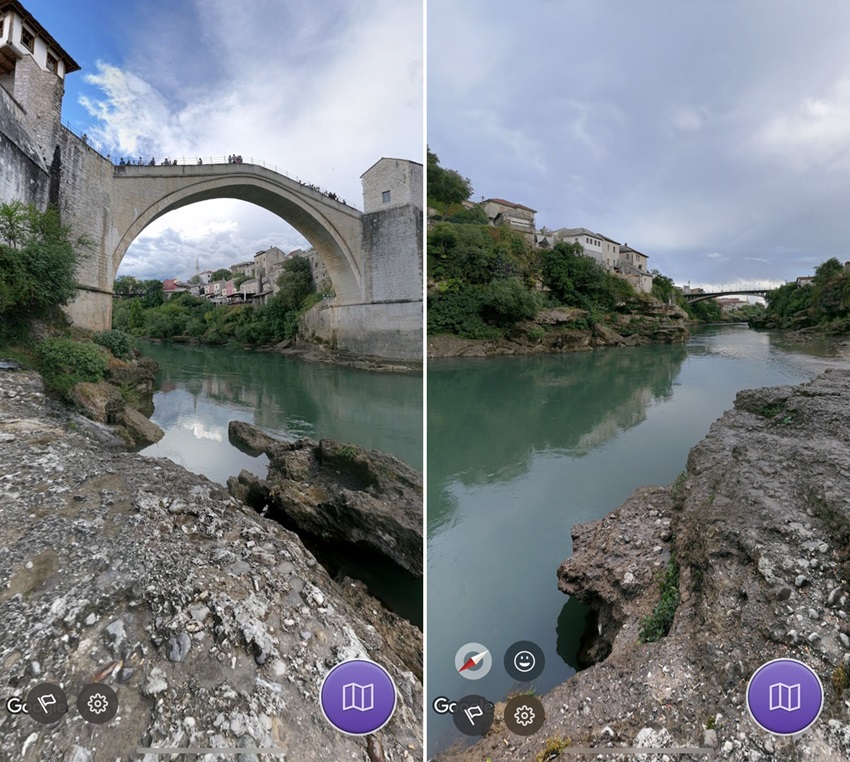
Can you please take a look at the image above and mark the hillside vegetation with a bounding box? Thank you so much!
[752,257,850,332]
[427,151,700,347]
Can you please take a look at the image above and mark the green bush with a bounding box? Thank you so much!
[526,325,545,342]
[37,338,109,396]
[428,285,501,339]
[639,553,680,643]
[93,329,135,359]
[0,202,86,321]
[480,277,540,325]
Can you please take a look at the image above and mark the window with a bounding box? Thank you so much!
[21,27,34,52]
[46,53,57,73]
[382,190,391,203]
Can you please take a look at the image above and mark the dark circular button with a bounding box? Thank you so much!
[25,682,69,724]
[452,694,495,736]
[504,640,545,682]
[504,694,546,736]
[77,683,119,724]
[746,658,823,735]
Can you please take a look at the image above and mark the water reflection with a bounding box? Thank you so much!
[138,342,423,485]
[428,343,687,529]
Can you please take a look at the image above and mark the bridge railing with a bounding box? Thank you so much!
[112,155,349,204]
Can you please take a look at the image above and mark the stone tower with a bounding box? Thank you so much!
[0,0,79,163]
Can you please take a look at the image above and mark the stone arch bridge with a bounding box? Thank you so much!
[60,153,422,361]
[109,162,365,305]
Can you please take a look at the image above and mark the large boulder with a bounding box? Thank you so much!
[228,422,423,578]
[68,380,123,423]
[114,405,165,448]
[0,371,422,760]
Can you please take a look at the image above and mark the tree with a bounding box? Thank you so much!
[113,275,143,296]
[814,257,844,286]
[427,149,473,213]
[275,256,314,311]
[141,279,164,308]
[651,273,677,303]
[264,256,316,340]
[211,268,232,282]
[0,202,82,321]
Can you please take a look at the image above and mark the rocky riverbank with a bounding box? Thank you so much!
[435,370,850,761]
[0,369,422,760]
[149,336,422,374]
[428,302,688,359]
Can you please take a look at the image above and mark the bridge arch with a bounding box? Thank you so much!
[109,165,364,303]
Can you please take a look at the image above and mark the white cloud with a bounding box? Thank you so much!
[751,79,850,171]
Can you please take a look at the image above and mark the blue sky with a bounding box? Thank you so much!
[25,0,423,280]
[429,0,850,291]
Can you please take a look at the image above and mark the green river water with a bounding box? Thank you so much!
[426,325,849,756]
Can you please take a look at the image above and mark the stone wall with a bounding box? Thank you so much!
[0,85,50,208]
[11,55,64,163]
[362,204,423,303]
[300,300,422,361]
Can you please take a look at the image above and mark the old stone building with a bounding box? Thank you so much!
[481,198,537,244]
[360,157,423,213]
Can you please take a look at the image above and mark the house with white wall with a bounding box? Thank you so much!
[552,227,621,268]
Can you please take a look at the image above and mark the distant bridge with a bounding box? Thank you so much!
[682,286,773,304]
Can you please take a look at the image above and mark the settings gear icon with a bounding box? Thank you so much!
[514,703,535,727]
[86,692,109,715]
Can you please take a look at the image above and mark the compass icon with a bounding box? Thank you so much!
[455,642,492,680]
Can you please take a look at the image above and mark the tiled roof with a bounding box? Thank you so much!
[483,198,537,214]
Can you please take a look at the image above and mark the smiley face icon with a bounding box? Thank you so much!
[514,650,536,673]
[504,641,545,682]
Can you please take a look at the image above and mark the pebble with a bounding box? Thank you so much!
[795,575,808,588]
[167,632,192,662]
[144,668,168,695]
[839,633,849,648]
[704,729,717,748]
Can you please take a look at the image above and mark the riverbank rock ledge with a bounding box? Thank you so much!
[428,302,688,358]
[227,420,423,578]
[0,370,421,760]
[439,369,850,762]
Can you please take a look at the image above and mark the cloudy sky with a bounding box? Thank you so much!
[26,0,422,281]
[429,0,850,290]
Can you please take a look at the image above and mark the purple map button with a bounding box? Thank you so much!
[746,658,823,735]
[320,659,397,735]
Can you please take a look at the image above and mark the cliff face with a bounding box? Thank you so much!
[438,370,850,762]
[0,370,421,760]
